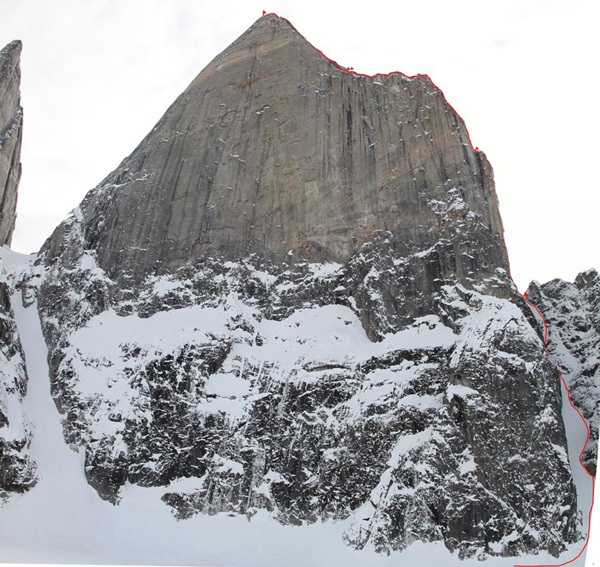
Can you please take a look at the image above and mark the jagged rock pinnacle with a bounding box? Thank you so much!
[0,40,23,247]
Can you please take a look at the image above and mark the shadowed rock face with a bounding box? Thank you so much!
[0,40,23,247]
[42,15,508,287]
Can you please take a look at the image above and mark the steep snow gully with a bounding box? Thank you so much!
[0,251,594,567]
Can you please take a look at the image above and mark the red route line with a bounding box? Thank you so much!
[262,11,595,565]
[516,293,595,567]
[526,294,550,347]
[261,12,482,153]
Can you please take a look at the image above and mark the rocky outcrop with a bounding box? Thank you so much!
[32,14,583,560]
[526,269,600,476]
[0,40,23,247]
[0,252,37,500]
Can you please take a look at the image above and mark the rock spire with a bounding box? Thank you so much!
[0,40,23,247]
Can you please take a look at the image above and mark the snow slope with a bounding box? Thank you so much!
[588,480,600,566]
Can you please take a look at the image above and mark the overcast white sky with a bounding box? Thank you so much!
[0,0,598,291]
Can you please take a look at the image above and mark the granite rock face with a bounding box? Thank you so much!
[42,16,508,292]
[527,269,600,476]
[33,14,583,559]
[0,40,23,247]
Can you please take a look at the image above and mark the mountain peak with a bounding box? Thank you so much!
[43,14,507,292]
[3,17,589,563]
[0,39,23,246]
[198,12,328,85]
[0,39,22,59]
[242,13,307,42]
